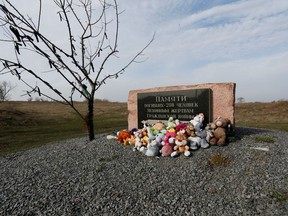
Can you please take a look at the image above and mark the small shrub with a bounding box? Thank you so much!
[253,136,276,143]
[96,164,105,172]
[208,153,230,167]
[271,190,288,203]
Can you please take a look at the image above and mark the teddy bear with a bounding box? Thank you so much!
[185,123,196,137]
[171,132,191,157]
[145,121,167,140]
[134,128,144,140]
[152,121,166,131]
[209,117,231,146]
[205,122,216,143]
[185,123,199,150]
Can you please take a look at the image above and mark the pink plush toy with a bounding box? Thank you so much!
[161,133,173,156]
[163,130,176,145]
[176,123,188,133]
[160,129,176,157]
[161,142,174,157]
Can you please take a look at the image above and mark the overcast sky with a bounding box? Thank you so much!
[1,0,288,102]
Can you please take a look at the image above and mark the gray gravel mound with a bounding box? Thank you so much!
[1,127,288,215]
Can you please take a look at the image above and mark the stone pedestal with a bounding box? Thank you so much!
[128,82,236,130]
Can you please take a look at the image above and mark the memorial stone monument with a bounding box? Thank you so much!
[128,82,236,130]
[137,89,211,128]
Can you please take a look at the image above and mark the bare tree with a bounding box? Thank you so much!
[0,80,15,101]
[0,0,154,140]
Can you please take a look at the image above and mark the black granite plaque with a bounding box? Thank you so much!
[137,89,212,128]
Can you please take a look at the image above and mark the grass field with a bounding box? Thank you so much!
[235,101,288,132]
[0,100,127,155]
[1,100,288,155]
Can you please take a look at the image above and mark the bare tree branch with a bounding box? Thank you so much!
[0,0,154,140]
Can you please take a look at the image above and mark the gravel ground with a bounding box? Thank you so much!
[1,127,288,216]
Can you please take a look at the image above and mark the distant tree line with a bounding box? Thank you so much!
[26,97,112,103]
[237,97,245,103]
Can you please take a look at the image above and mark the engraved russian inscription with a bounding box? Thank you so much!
[137,89,211,128]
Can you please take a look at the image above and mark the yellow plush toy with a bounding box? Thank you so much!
[141,135,150,147]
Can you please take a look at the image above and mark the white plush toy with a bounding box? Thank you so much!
[195,129,210,149]
[133,136,143,151]
[140,140,161,157]
[190,113,204,132]
[188,136,201,150]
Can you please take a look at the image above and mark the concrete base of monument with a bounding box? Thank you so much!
[127,82,236,130]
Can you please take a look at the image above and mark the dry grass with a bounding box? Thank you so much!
[207,153,230,168]
[253,135,276,143]
[271,190,288,203]
[0,100,287,155]
[235,101,288,132]
[0,100,127,155]
[0,100,127,123]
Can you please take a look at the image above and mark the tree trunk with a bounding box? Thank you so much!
[86,98,95,141]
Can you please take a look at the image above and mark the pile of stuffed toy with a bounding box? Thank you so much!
[111,113,232,157]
